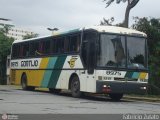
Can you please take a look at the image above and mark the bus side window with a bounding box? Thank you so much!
[64,36,69,53]
[51,39,57,54]
[22,43,29,57]
[69,35,80,52]
[61,37,65,53]
[12,44,20,58]
[39,39,51,55]
[19,44,23,57]
[44,39,51,54]
[57,38,61,53]
[57,37,64,53]
[29,42,34,56]
[81,34,88,67]
[29,42,39,56]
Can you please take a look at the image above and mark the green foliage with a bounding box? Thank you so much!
[132,17,160,95]
[0,24,14,34]
[100,17,125,27]
[23,33,38,40]
[104,0,127,8]
[100,17,115,26]
[0,30,14,84]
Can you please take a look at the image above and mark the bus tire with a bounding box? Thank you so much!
[109,93,123,101]
[21,74,35,91]
[71,76,81,98]
[49,88,61,94]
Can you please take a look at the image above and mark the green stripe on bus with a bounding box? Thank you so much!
[41,70,52,87]
[132,72,140,79]
[48,55,67,88]
[47,57,58,69]
[125,71,133,78]
[41,57,58,87]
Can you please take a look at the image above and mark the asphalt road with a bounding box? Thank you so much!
[0,85,160,120]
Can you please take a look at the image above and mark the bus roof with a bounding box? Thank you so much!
[13,26,146,44]
[85,26,147,37]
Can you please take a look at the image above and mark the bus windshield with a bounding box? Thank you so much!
[97,34,147,69]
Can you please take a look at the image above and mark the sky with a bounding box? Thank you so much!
[0,0,160,36]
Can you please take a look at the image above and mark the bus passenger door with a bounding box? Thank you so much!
[81,31,97,92]
[82,31,97,74]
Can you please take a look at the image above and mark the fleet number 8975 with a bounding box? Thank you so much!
[106,71,121,76]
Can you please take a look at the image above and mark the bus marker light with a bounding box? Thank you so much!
[103,85,107,87]
[102,85,111,93]
[140,86,147,90]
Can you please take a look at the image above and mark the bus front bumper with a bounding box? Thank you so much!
[96,81,148,94]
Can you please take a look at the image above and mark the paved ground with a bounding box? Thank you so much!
[0,85,160,114]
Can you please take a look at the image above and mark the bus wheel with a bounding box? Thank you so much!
[21,74,35,91]
[71,76,81,98]
[109,93,123,101]
[49,88,61,94]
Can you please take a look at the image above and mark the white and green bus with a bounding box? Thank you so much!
[10,26,148,100]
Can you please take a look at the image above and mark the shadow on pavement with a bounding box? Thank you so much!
[17,88,133,103]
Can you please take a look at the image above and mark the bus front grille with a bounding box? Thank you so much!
[114,77,138,82]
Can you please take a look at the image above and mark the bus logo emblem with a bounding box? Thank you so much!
[68,57,77,68]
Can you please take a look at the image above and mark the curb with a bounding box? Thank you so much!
[123,96,160,103]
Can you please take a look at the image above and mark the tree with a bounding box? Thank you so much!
[0,31,14,84]
[100,17,115,26]
[0,24,14,35]
[103,0,139,28]
[132,17,160,94]
[23,33,38,39]
[100,17,124,27]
